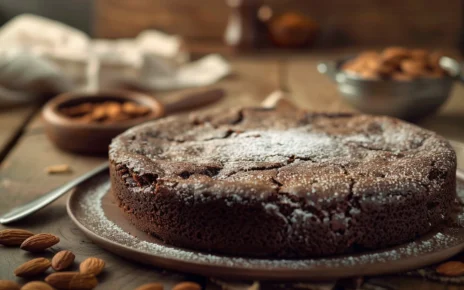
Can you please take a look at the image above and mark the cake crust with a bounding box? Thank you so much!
[109,107,457,258]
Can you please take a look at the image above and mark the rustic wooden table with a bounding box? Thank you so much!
[1,52,464,290]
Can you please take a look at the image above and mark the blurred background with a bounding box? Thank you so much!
[0,0,461,51]
[0,0,463,144]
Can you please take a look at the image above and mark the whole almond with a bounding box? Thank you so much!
[135,283,164,290]
[0,280,20,290]
[45,164,72,174]
[172,282,201,290]
[436,261,464,276]
[14,257,51,277]
[21,281,55,290]
[0,229,34,246]
[122,102,150,116]
[52,250,75,271]
[105,102,122,119]
[20,234,60,252]
[79,257,105,276]
[400,59,426,77]
[45,272,97,290]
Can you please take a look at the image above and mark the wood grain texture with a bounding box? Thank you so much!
[0,106,36,161]
[95,0,462,47]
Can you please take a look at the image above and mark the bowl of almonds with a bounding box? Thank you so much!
[317,47,463,120]
[42,90,164,154]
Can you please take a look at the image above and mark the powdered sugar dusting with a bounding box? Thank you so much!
[74,174,464,273]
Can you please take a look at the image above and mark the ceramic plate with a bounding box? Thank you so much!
[67,143,464,281]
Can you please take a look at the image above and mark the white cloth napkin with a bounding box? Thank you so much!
[0,14,231,107]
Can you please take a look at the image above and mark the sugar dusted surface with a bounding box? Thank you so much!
[106,107,458,259]
[109,108,457,203]
[75,173,464,271]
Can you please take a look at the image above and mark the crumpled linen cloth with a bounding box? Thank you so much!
[0,14,230,107]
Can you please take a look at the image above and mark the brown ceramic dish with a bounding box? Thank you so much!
[42,90,163,154]
[42,89,224,154]
[67,168,464,280]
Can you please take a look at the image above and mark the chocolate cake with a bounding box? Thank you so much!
[109,106,457,258]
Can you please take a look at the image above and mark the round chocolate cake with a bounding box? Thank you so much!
[109,106,457,258]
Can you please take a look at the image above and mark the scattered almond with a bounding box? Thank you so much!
[122,102,150,116]
[14,257,51,277]
[79,257,105,276]
[21,281,55,290]
[342,47,449,80]
[60,101,151,124]
[436,261,464,276]
[90,105,107,122]
[45,272,97,290]
[45,164,72,174]
[172,282,202,290]
[105,102,123,119]
[0,280,20,290]
[0,229,34,246]
[61,103,94,117]
[20,233,60,252]
[135,283,164,290]
[400,59,426,77]
[52,250,75,271]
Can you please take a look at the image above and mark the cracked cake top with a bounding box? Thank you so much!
[109,106,456,202]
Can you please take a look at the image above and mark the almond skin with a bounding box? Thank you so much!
[45,272,97,290]
[14,257,51,277]
[135,283,164,290]
[52,250,75,271]
[20,234,60,252]
[0,280,20,290]
[436,261,464,276]
[172,282,202,290]
[79,257,105,276]
[0,229,34,246]
[21,281,55,290]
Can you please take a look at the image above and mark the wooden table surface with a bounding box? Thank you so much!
[1,52,464,290]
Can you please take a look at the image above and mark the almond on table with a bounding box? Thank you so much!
[79,257,105,276]
[52,250,75,271]
[0,229,34,246]
[45,164,72,174]
[45,272,98,290]
[0,280,20,290]
[20,233,60,252]
[436,261,464,276]
[135,283,164,290]
[14,257,51,277]
[172,282,202,290]
[21,281,55,290]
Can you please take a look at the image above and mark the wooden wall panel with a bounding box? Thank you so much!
[95,0,228,40]
[95,0,462,47]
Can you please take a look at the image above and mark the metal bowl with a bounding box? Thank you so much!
[317,56,462,121]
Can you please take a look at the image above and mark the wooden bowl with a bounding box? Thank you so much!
[42,90,164,154]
